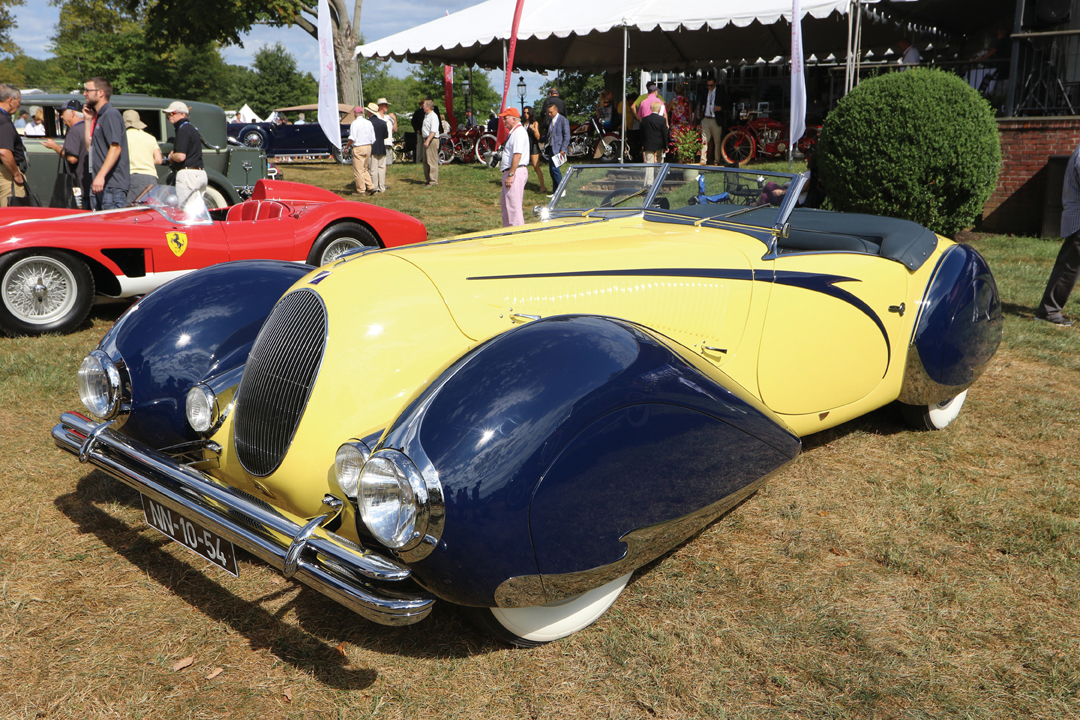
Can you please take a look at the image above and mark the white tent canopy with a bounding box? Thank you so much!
[355,0,915,72]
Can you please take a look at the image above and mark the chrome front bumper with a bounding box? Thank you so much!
[53,412,434,626]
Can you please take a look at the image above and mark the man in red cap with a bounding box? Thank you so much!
[498,107,530,226]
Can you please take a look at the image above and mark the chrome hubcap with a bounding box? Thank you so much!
[3,257,77,324]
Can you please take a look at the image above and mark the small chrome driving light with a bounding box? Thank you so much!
[357,449,430,550]
[185,384,216,433]
[333,440,371,499]
[77,350,121,419]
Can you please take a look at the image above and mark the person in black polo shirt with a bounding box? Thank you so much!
[165,101,206,205]
[83,76,129,210]
[0,83,28,206]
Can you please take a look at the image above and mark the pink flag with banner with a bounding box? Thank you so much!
[317,0,341,151]
[445,64,457,133]
[497,0,527,144]
[444,11,457,133]
[789,0,806,157]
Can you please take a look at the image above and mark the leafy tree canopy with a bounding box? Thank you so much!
[121,0,303,48]
[539,71,638,124]
[245,42,317,117]
[405,63,501,126]
[0,0,25,55]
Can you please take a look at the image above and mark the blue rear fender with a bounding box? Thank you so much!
[98,260,312,448]
[899,244,1003,405]
[377,315,801,608]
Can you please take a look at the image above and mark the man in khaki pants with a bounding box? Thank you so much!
[346,106,375,194]
[421,100,439,186]
[0,84,28,206]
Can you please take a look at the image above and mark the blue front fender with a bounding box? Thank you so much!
[99,260,312,448]
[378,315,800,608]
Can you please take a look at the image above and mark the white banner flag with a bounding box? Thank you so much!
[318,0,341,151]
[789,0,806,157]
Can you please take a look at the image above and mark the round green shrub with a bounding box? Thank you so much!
[817,68,1000,237]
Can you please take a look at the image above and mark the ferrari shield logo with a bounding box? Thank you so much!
[166,232,188,257]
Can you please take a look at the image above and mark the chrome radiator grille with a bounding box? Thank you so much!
[234,289,327,477]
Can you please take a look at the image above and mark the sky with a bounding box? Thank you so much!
[8,0,548,107]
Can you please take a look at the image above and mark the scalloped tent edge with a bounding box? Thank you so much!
[354,0,943,73]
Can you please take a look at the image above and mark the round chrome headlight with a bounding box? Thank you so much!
[358,450,428,550]
[334,440,371,499]
[185,384,216,433]
[77,350,121,419]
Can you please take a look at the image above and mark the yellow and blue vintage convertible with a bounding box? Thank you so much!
[55,164,1002,646]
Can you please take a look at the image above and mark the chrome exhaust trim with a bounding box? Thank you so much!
[53,412,434,626]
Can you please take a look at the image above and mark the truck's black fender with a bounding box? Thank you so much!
[98,260,311,448]
[379,315,801,607]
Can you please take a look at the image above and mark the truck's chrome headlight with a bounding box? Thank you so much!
[333,440,372,499]
[357,449,435,551]
[185,384,216,433]
[77,350,121,419]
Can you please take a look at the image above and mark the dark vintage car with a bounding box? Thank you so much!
[21,94,271,208]
[227,104,353,164]
[54,164,1003,646]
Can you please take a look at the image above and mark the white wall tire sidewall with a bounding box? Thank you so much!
[926,389,967,429]
[489,572,631,643]
[202,185,228,210]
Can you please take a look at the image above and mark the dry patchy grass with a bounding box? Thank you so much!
[1,166,1078,718]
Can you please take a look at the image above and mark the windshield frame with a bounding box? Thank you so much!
[134,184,213,226]
[544,163,807,245]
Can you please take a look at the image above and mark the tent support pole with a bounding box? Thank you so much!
[621,25,627,163]
[854,0,863,87]
[844,0,853,93]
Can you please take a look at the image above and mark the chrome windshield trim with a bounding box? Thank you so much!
[53,411,434,626]
[772,171,809,238]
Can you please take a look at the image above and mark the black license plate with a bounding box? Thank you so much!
[142,495,239,576]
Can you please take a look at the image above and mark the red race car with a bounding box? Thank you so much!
[0,180,427,336]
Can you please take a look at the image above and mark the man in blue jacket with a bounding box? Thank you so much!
[545,103,570,196]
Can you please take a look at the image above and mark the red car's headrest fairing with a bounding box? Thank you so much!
[250,179,342,203]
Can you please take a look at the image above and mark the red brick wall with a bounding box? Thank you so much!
[980,118,1080,236]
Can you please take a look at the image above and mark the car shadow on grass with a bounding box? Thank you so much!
[55,470,501,669]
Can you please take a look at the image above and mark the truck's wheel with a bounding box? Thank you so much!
[202,185,228,210]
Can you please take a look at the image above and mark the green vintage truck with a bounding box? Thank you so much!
[19,93,271,208]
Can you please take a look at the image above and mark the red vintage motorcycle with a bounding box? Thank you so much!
[720,114,821,166]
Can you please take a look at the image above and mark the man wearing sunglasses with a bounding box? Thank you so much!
[83,77,130,210]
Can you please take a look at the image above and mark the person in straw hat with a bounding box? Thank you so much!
[366,102,389,193]
[124,109,162,204]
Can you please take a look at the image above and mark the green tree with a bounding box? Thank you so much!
[45,0,241,102]
[817,68,1001,237]
[246,42,317,118]
[0,54,67,90]
[408,63,501,126]
[540,71,607,124]
[0,0,25,55]
[128,0,365,107]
